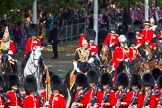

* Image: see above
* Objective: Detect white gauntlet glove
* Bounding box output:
[8,50,13,55]
[73,62,77,70]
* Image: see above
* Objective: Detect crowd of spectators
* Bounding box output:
[0,0,162,52]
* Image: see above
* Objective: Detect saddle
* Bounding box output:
[21,52,31,69]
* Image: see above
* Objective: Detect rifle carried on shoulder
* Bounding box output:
[75,86,89,102]
[90,87,98,106]
[130,88,140,106]
[0,91,9,103]
[118,87,127,102]
[102,87,111,103]
[16,89,24,102]
[142,90,152,107]
[35,92,45,107]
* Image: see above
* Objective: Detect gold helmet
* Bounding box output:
[3,27,10,40]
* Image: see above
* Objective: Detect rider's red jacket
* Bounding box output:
[103,33,119,46]
[24,38,41,56]
[88,43,98,55]
[141,29,153,43]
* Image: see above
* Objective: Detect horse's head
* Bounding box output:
[31,46,43,66]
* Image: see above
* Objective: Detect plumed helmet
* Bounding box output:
[132,20,143,32]
[100,73,112,86]
[158,19,162,31]
[28,23,39,37]
[0,76,4,89]
[24,75,37,94]
[82,39,88,45]
[87,70,99,83]
[142,73,154,88]
[3,27,10,39]
[78,62,90,73]
[50,74,63,91]
[80,33,85,38]
[130,74,142,88]
[157,75,162,88]
[75,73,88,88]
[42,71,55,88]
[115,73,129,88]
[150,17,155,24]
[151,68,161,81]
[118,35,127,43]
[9,74,20,88]
[126,32,136,47]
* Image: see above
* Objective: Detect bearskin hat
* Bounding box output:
[115,73,129,87]
[24,75,37,94]
[151,68,161,81]
[132,20,143,32]
[42,71,55,88]
[100,73,112,86]
[75,73,88,88]
[158,19,162,31]
[9,74,20,88]
[87,70,99,83]
[0,76,4,89]
[28,23,39,37]
[50,74,63,91]
[86,29,96,41]
[142,73,154,88]
[126,32,136,47]
[130,74,142,88]
[78,62,90,73]
[110,25,117,32]
[157,75,162,88]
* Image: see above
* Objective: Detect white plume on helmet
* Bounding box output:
[82,39,88,45]
[118,35,127,43]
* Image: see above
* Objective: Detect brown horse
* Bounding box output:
[101,46,112,66]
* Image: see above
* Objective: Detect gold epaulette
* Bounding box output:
[59,94,64,97]
[75,48,81,53]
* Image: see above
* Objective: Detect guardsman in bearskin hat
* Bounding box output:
[24,23,41,56]
[0,75,9,107]
[86,70,102,108]
[41,71,54,104]
[142,73,157,108]
[23,75,42,108]
[126,32,141,62]
[157,75,162,107]
[112,35,129,69]
[128,74,143,108]
[151,68,161,85]
[103,25,119,52]
[71,73,88,108]
[141,21,154,46]
[100,73,115,108]
[6,74,22,107]
[73,39,90,73]
[115,72,129,108]
[49,74,66,108]
[78,33,86,48]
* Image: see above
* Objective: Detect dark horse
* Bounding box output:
[0,51,18,91]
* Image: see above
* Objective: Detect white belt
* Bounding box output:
[9,106,21,108]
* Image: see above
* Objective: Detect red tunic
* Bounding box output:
[24,38,41,56]
[86,87,103,108]
[156,33,162,39]
[115,91,130,108]
[136,34,145,46]
[78,34,86,48]
[23,95,42,108]
[149,42,157,50]
[103,33,119,46]
[49,94,66,108]
[9,40,16,54]
[128,47,140,62]
[112,47,129,68]
[101,90,116,108]
[0,96,6,107]
[156,92,162,108]
[6,90,22,107]
[141,29,153,43]
[128,91,144,108]
[88,43,98,55]
[40,90,46,102]
[142,91,157,108]
[73,91,88,108]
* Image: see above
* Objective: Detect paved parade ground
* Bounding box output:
[15,41,77,90]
